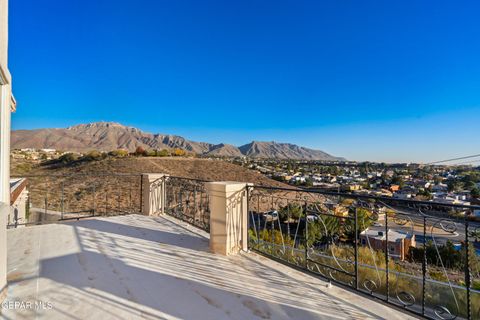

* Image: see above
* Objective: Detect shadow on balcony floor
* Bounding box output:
[2,214,415,320]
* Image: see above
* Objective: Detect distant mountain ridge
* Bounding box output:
[11,122,344,160]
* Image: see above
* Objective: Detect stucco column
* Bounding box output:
[142,173,168,216]
[206,182,248,255]
[0,0,12,302]
[0,85,11,305]
[0,86,11,303]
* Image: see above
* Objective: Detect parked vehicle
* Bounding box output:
[263,210,279,221]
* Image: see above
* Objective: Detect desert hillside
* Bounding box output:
[11,157,290,221]
[12,157,287,187]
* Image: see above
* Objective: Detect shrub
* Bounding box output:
[15,163,32,174]
[83,150,105,161]
[158,149,170,157]
[172,148,186,156]
[108,149,129,157]
[58,153,78,163]
[134,146,147,156]
[146,150,157,157]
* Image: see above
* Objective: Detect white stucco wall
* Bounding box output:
[0,0,11,301]
[0,0,11,84]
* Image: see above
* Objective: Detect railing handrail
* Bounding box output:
[167,175,213,183]
[249,184,480,211]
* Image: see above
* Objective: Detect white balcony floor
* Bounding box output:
[2,214,415,320]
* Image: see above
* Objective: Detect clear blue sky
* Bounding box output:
[8,0,480,163]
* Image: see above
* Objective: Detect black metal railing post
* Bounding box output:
[129,181,132,212]
[422,216,427,316]
[163,176,167,215]
[246,186,252,249]
[105,188,108,214]
[385,210,389,301]
[139,174,143,213]
[180,190,184,221]
[61,181,64,220]
[257,195,261,248]
[287,202,291,241]
[465,220,471,320]
[193,189,198,225]
[117,190,120,213]
[354,207,359,290]
[44,177,48,221]
[93,183,96,216]
[304,201,308,269]
[269,195,274,254]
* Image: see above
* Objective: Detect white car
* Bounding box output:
[263,210,279,221]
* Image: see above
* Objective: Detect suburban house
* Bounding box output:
[389,184,400,192]
[360,228,416,261]
[324,201,350,217]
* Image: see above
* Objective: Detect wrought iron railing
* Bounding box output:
[164,176,210,232]
[247,185,480,320]
[8,174,143,227]
[12,172,480,318]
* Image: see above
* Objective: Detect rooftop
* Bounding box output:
[360,228,412,241]
[3,214,414,319]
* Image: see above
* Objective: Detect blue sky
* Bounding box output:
[8,0,480,163]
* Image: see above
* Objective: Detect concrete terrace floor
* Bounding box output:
[2,214,416,320]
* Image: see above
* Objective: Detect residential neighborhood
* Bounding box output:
[227,157,480,215]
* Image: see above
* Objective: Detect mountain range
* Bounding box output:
[11,122,344,160]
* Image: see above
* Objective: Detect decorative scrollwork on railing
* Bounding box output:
[164,177,210,232]
[439,220,457,234]
[430,219,459,320]
[363,279,378,294]
[246,185,478,320]
[396,290,416,307]
[434,305,457,320]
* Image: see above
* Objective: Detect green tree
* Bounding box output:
[306,216,342,247]
[447,180,463,192]
[465,180,476,190]
[471,187,480,199]
[344,208,374,239]
[278,203,303,222]
[391,175,405,188]
[305,178,313,187]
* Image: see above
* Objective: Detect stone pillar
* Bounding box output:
[142,173,168,216]
[206,182,248,255]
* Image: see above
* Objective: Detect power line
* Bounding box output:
[427,154,480,165]
[453,159,480,166]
